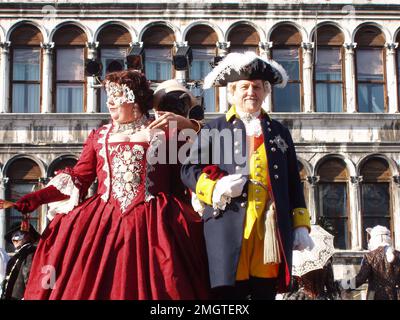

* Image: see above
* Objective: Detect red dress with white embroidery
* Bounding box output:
[23,124,210,300]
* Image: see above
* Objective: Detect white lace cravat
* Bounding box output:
[236,109,262,137]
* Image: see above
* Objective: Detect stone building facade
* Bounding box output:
[1,0,400,296]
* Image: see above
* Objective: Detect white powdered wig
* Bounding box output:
[366,225,394,262]
[385,246,395,263]
[203,51,288,89]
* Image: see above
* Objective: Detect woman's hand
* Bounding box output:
[0,199,15,209]
[148,111,200,132]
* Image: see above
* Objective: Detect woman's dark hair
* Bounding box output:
[104,70,154,114]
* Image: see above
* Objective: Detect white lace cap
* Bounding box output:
[105,81,136,106]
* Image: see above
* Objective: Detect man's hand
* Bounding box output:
[293,227,314,251]
[215,174,247,198]
[212,174,247,210]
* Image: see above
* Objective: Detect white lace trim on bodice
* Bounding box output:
[46,173,81,221]
[98,124,112,202]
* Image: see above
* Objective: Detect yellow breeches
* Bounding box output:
[236,225,279,280]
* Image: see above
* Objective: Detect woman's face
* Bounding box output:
[108,101,142,124]
[105,81,142,123]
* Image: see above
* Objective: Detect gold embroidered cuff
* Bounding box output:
[293,207,311,231]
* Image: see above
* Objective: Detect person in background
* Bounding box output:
[352,225,400,300]
[0,245,10,297]
[1,223,39,300]
[149,79,203,133]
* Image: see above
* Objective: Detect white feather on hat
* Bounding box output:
[203,51,288,89]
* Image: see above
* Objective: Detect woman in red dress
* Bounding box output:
[14,70,210,300]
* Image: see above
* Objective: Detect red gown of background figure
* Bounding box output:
[23,123,210,300]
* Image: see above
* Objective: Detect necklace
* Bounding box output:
[112,115,148,134]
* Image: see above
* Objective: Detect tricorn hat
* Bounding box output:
[203,51,288,89]
[4,222,40,244]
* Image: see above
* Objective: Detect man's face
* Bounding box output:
[232,80,269,113]
[12,239,25,249]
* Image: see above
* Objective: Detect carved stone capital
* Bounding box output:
[0,41,11,54]
[216,41,230,56]
[174,41,187,48]
[343,42,357,52]
[0,177,9,187]
[385,42,398,53]
[301,42,314,52]
[259,41,273,51]
[86,41,99,50]
[216,41,230,50]
[40,42,55,54]
[38,177,49,184]
[306,175,320,186]
[350,175,363,185]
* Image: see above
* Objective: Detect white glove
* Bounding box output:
[212,174,247,210]
[293,227,314,251]
[191,193,206,217]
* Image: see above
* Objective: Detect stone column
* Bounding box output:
[343,43,357,113]
[0,177,9,249]
[259,41,273,59]
[216,41,230,113]
[40,42,55,113]
[301,42,314,113]
[0,41,11,113]
[350,175,363,250]
[174,41,188,84]
[86,41,99,113]
[306,175,319,224]
[393,175,400,249]
[385,42,399,113]
[216,41,230,57]
[259,41,273,113]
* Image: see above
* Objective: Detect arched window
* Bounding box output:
[53,25,87,113]
[360,158,392,249]
[5,158,42,251]
[48,157,77,177]
[142,25,174,83]
[355,26,386,112]
[317,158,349,249]
[313,25,345,112]
[186,25,218,112]
[270,25,302,112]
[10,24,43,113]
[228,24,260,54]
[97,25,131,113]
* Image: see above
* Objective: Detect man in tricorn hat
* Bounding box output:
[181,51,313,299]
[1,223,39,300]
